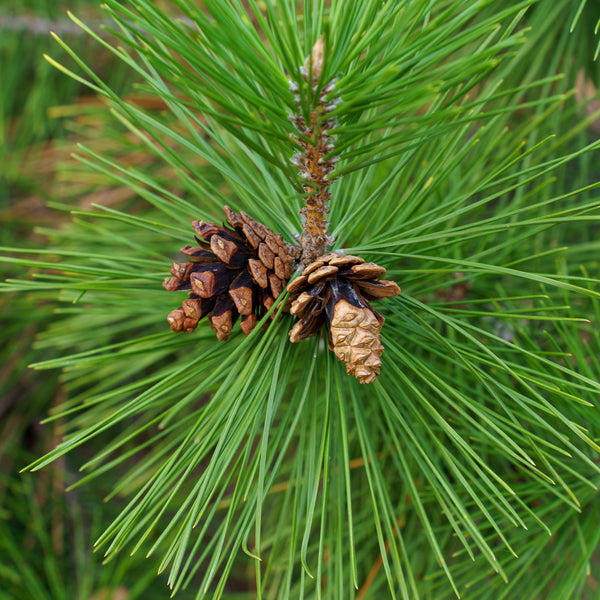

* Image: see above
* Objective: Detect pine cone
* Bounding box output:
[164,206,300,340]
[287,252,400,384]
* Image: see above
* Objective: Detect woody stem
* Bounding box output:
[290,38,339,267]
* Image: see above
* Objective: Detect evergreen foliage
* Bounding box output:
[2,0,600,598]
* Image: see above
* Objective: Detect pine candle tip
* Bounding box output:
[292,37,340,265]
[303,36,325,83]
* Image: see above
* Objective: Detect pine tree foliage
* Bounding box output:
[3,0,600,598]
[1,2,179,596]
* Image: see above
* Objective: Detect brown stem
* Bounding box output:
[291,38,339,267]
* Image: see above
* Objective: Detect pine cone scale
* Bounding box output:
[240,313,257,336]
[258,243,275,269]
[287,275,308,294]
[228,270,254,315]
[167,308,186,331]
[289,291,314,316]
[307,265,338,284]
[355,279,401,298]
[170,262,194,279]
[192,220,221,239]
[341,263,387,279]
[242,224,260,249]
[190,267,235,298]
[264,235,280,255]
[248,258,269,288]
[210,235,244,266]
[210,295,237,341]
[180,245,213,259]
[269,274,283,298]
[223,205,244,228]
[273,257,286,280]
[326,253,364,267]
[163,277,191,292]
[182,296,214,321]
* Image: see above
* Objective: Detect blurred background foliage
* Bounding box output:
[2,0,600,599]
[1,1,175,598]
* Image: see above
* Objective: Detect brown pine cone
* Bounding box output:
[287,251,400,384]
[163,206,300,340]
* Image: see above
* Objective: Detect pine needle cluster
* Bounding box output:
[3,0,600,598]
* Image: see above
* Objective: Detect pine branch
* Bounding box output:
[289,38,338,265]
[4,1,600,598]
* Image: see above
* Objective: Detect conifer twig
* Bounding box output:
[289,38,340,267]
